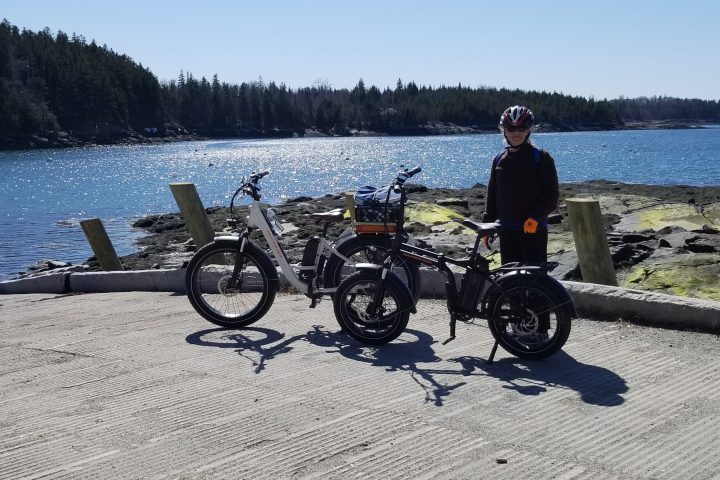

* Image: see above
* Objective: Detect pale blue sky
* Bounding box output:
[3,0,719,100]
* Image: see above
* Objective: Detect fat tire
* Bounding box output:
[324,234,422,300]
[185,239,278,328]
[487,275,571,360]
[333,270,413,345]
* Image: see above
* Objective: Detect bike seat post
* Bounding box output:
[321,221,330,237]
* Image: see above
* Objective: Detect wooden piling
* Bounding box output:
[345,192,356,221]
[566,198,618,286]
[80,218,124,271]
[169,183,215,249]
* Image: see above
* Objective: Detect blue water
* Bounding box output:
[1,128,720,280]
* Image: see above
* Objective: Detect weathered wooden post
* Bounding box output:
[566,197,618,286]
[169,183,215,249]
[344,192,356,221]
[80,218,124,271]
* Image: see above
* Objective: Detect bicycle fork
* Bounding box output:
[228,234,249,290]
[366,263,391,317]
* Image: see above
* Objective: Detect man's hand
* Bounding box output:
[482,235,491,250]
[523,218,539,234]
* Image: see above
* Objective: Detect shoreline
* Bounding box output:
[16,179,720,302]
[1,120,715,151]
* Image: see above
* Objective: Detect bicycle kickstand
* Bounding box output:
[442,315,457,345]
[487,340,500,365]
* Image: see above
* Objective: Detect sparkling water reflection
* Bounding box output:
[1,128,719,279]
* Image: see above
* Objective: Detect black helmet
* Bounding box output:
[499,105,534,128]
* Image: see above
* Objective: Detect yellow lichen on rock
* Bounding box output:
[622,254,720,301]
[612,201,720,232]
[405,202,465,225]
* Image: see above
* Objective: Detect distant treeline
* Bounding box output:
[2,20,720,148]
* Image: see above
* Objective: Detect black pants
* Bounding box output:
[498,229,548,265]
[499,229,550,333]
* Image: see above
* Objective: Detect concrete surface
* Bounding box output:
[1,291,720,479]
[3,268,720,333]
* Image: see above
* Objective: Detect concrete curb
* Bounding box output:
[563,280,720,331]
[2,268,719,332]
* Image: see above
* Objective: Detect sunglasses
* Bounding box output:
[505,126,530,133]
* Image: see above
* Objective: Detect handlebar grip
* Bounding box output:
[251,170,270,180]
[406,166,422,177]
[395,165,422,184]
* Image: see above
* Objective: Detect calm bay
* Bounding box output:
[1,127,720,280]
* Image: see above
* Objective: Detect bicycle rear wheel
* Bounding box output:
[185,239,278,328]
[325,234,422,300]
[487,276,571,359]
[333,270,413,345]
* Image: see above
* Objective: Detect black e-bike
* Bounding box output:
[333,166,576,362]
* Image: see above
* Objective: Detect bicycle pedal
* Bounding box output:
[309,298,322,308]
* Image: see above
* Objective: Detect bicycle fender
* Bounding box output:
[214,235,241,242]
[208,237,279,285]
[543,275,578,319]
[353,262,382,271]
[487,271,577,319]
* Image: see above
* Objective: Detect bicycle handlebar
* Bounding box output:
[395,166,422,184]
[250,170,270,181]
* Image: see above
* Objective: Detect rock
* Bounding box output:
[549,250,580,280]
[548,213,563,225]
[612,244,636,262]
[436,198,469,209]
[658,232,697,249]
[686,235,720,253]
[636,240,658,251]
[134,217,156,228]
[47,260,71,269]
[406,184,428,193]
[692,225,720,234]
[656,226,687,235]
[287,196,313,203]
[295,202,318,213]
[622,233,654,243]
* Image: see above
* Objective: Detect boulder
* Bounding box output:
[436,198,469,209]
[622,233,654,243]
[686,234,720,254]
[658,232,698,249]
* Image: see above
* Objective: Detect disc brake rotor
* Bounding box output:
[218,275,241,296]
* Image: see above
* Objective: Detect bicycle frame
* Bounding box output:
[237,197,355,296]
[368,175,571,353]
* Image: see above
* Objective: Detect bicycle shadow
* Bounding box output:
[186,326,627,407]
[185,327,307,374]
[450,350,628,407]
[305,326,467,406]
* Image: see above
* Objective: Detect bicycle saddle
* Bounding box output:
[461,219,500,235]
[310,208,346,223]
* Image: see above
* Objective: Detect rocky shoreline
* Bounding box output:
[2,120,712,151]
[21,179,720,301]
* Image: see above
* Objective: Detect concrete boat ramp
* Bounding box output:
[1,292,719,479]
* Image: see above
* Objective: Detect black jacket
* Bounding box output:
[482,144,559,229]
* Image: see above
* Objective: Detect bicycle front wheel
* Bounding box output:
[185,239,278,328]
[333,270,413,345]
[487,276,571,360]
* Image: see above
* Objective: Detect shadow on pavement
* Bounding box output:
[186,325,627,407]
[451,350,628,406]
[186,326,307,374]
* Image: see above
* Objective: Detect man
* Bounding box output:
[482,105,559,266]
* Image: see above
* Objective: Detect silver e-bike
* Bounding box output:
[185,170,421,328]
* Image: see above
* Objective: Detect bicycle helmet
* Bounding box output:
[499,105,534,128]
